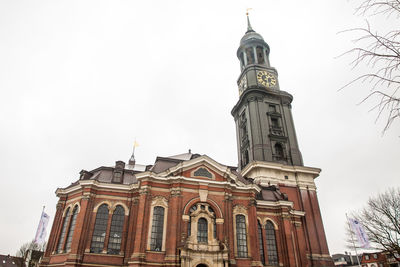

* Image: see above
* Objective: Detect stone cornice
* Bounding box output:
[138,175,260,193]
[241,161,321,178]
[256,200,294,208]
[56,180,139,196]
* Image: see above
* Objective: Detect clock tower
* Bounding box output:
[232,15,303,170]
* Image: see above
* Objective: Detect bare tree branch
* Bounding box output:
[341,0,400,133]
[350,188,400,262]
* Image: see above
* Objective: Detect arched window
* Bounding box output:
[266,221,278,265]
[197,218,208,243]
[246,47,255,64]
[274,143,284,160]
[150,206,164,251]
[90,204,109,253]
[236,214,248,257]
[256,46,265,64]
[57,208,71,253]
[240,52,245,69]
[65,206,78,251]
[107,205,125,254]
[258,221,265,264]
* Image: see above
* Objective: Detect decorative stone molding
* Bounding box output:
[151,195,168,206]
[216,218,224,224]
[170,187,181,197]
[293,221,302,228]
[93,201,114,213]
[112,202,129,215]
[224,192,233,201]
[233,204,248,215]
[62,202,80,216]
[261,218,278,230]
[199,189,208,202]
[139,187,149,195]
[132,196,139,205]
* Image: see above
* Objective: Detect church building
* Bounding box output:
[40,17,334,267]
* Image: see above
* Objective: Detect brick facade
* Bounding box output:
[40,17,334,267]
[40,155,333,267]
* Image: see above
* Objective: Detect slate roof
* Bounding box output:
[256,185,288,201]
[69,151,254,188]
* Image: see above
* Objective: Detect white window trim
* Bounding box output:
[146,196,168,252]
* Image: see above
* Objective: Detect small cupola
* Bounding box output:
[237,14,271,70]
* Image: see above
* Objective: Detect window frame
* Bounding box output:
[64,205,79,252]
[56,207,71,253]
[197,217,208,243]
[107,205,125,255]
[265,220,279,266]
[235,214,248,258]
[90,204,110,253]
[147,196,168,252]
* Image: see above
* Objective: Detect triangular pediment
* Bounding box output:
[158,155,241,184]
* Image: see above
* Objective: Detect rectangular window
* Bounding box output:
[271,117,279,128]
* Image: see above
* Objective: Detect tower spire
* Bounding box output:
[129,140,139,165]
[246,8,254,33]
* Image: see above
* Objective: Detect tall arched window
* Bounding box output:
[266,221,279,265]
[236,214,248,258]
[57,208,71,253]
[90,204,109,253]
[258,221,265,264]
[107,205,125,254]
[197,218,208,243]
[150,206,164,251]
[65,206,78,251]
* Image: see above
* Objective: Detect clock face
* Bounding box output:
[238,76,247,95]
[257,71,277,87]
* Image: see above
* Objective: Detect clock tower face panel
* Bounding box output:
[257,71,277,88]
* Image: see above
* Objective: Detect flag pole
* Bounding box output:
[346,213,361,266]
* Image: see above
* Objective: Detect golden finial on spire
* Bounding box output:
[246,8,254,32]
[246,8,252,16]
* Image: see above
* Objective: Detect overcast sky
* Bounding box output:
[0,0,399,256]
